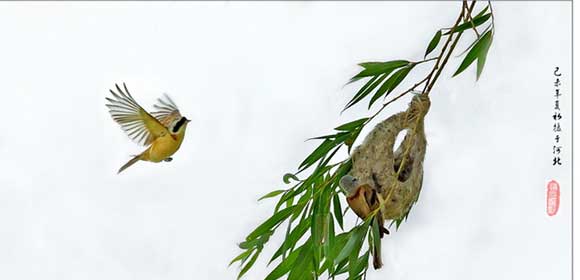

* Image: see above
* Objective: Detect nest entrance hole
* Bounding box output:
[393,129,414,183]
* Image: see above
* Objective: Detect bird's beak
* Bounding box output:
[186,118,191,123]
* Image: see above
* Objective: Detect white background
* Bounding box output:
[0,2,572,280]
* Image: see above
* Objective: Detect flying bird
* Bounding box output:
[106,83,190,173]
[340,175,389,269]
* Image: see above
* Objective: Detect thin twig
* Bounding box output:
[488,0,495,30]
[465,2,481,37]
[421,2,468,94]
[425,0,476,95]
[367,0,477,222]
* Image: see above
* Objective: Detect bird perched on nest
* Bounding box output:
[106,83,190,173]
[349,93,430,220]
[340,175,390,269]
[340,93,431,269]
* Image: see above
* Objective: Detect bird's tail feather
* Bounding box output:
[373,216,385,269]
[373,250,383,269]
[373,243,383,269]
[118,154,142,174]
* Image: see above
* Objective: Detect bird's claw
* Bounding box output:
[164,157,173,162]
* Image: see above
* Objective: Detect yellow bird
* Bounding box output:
[106,83,190,173]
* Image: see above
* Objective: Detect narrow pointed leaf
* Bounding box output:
[368,65,414,108]
[229,249,252,267]
[265,244,304,280]
[259,190,286,201]
[239,233,270,249]
[444,13,491,35]
[269,218,311,263]
[324,214,336,274]
[476,31,493,79]
[350,60,409,80]
[453,30,492,77]
[344,73,388,111]
[332,194,344,230]
[237,249,261,279]
[345,128,361,153]
[283,173,299,184]
[425,30,442,58]
[386,65,414,95]
[335,118,368,132]
[246,206,297,240]
[350,250,370,278]
[474,6,490,19]
[298,139,336,171]
[287,240,315,280]
[335,224,368,265]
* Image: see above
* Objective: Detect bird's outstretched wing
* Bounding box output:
[151,94,182,128]
[106,83,169,146]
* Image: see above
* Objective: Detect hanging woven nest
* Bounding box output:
[349,93,430,221]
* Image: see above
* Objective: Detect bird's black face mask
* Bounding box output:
[172,117,188,133]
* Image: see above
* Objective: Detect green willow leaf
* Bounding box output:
[475,6,489,18]
[312,185,332,248]
[301,134,349,172]
[237,248,261,280]
[239,230,272,250]
[306,133,338,141]
[229,249,253,266]
[287,240,315,280]
[344,128,361,153]
[275,188,298,212]
[367,78,392,109]
[335,224,369,265]
[333,259,349,277]
[348,226,367,278]
[386,65,414,95]
[334,249,369,277]
[317,146,342,171]
[264,245,303,280]
[270,218,311,263]
[350,250,370,278]
[258,190,285,201]
[476,31,493,80]
[344,73,387,111]
[298,139,335,171]
[347,74,378,98]
[332,194,344,230]
[290,193,311,221]
[283,173,300,184]
[246,206,297,241]
[455,24,491,57]
[425,30,442,58]
[335,118,368,131]
[311,197,323,246]
[453,30,492,77]
[324,214,336,274]
[351,60,409,80]
[328,233,351,277]
[346,75,378,103]
[445,13,491,35]
[368,65,414,108]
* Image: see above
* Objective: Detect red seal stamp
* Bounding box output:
[546,180,560,216]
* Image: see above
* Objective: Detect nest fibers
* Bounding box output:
[350,93,430,220]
